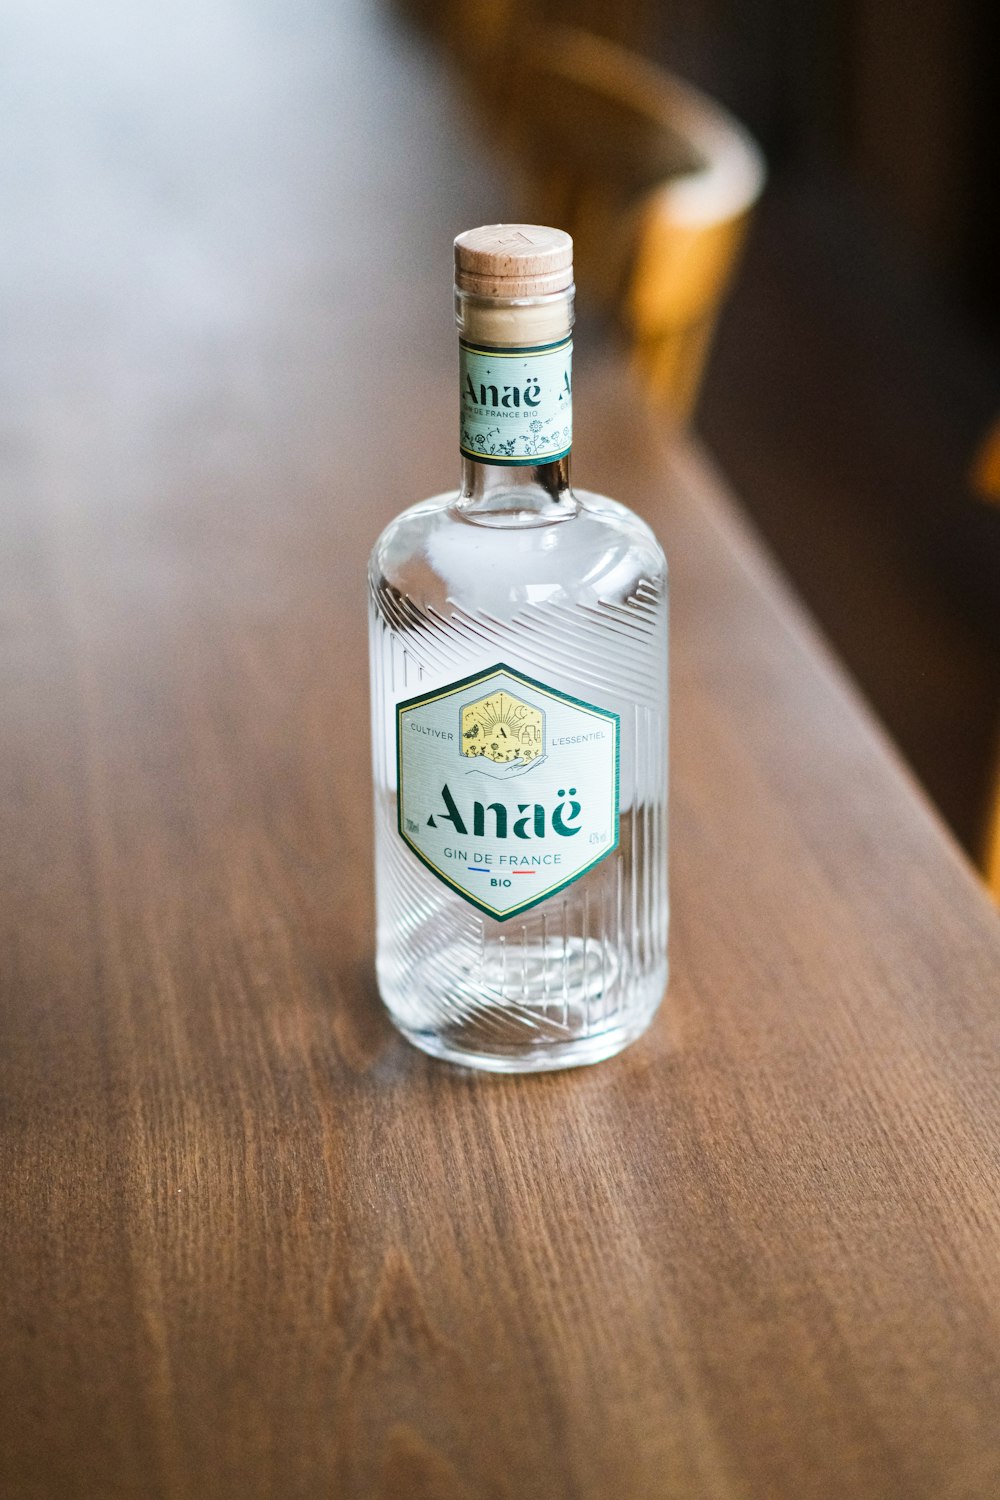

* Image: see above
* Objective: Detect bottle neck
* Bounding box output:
[454,285,575,528]
[458,452,574,527]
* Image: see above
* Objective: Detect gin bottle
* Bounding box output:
[368,225,668,1071]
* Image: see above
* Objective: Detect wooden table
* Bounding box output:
[3,4,999,1497]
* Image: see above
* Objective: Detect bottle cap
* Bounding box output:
[454,224,574,297]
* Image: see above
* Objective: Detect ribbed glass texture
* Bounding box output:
[369,487,668,1071]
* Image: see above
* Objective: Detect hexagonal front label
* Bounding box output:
[396,664,619,921]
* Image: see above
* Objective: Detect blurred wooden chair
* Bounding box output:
[449,11,766,423]
[985,759,1000,901]
[970,422,1000,899]
[399,0,652,53]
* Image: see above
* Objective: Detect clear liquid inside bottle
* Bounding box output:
[369,477,668,1071]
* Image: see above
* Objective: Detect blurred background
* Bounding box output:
[401,0,1000,885]
[4,0,997,889]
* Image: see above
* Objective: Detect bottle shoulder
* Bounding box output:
[370,488,667,616]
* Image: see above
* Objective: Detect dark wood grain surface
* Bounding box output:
[2,4,999,1498]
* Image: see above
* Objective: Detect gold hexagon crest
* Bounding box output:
[461,690,543,769]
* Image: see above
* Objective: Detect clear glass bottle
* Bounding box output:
[368,225,668,1071]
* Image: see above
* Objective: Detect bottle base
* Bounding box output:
[388,977,666,1073]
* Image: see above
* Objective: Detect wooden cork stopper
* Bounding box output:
[454,224,574,297]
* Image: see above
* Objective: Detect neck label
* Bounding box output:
[459,336,572,467]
